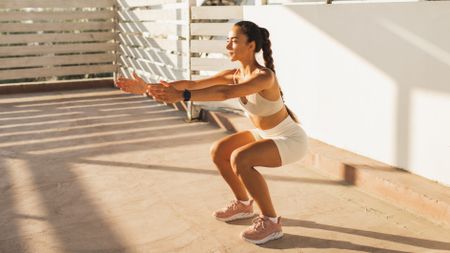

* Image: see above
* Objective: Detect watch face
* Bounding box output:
[183,89,191,101]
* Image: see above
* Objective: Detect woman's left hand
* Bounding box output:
[147,80,182,104]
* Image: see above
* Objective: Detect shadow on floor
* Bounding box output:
[229,217,450,251]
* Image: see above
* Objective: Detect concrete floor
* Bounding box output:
[1,88,449,253]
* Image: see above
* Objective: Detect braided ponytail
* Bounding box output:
[259,27,300,124]
[259,27,275,73]
[235,21,300,124]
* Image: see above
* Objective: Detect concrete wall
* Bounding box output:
[244,2,450,186]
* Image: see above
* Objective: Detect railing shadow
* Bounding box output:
[0,159,27,252]
[0,89,224,252]
[74,159,345,186]
[116,0,189,83]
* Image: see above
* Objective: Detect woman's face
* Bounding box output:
[226,26,254,62]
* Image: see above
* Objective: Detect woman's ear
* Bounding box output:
[248,40,256,52]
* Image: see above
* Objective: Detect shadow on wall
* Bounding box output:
[255,2,450,183]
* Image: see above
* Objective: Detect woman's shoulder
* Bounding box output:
[257,66,274,74]
[227,68,240,74]
[222,68,240,78]
[211,68,240,81]
[255,67,276,83]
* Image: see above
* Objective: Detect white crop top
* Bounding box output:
[232,68,284,117]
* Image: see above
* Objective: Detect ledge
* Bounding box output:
[0,78,114,94]
[171,102,450,227]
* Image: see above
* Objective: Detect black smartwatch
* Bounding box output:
[182,89,191,101]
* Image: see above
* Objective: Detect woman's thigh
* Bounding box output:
[210,130,257,161]
[231,139,282,169]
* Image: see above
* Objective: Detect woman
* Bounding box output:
[116,21,308,245]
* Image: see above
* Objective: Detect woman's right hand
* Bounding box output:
[116,71,148,95]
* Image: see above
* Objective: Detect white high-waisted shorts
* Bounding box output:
[248,116,308,166]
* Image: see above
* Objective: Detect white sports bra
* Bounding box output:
[232,68,284,117]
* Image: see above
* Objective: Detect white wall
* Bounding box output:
[244,2,450,186]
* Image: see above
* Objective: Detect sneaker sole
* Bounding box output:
[241,231,284,245]
[214,212,256,222]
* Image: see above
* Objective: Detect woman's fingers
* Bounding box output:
[160,80,170,87]
[116,82,125,89]
[133,71,147,86]
[117,79,136,87]
[116,75,147,95]
[152,94,162,101]
[117,82,146,94]
[150,90,165,96]
[146,84,173,102]
[150,90,164,95]
[117,82,128,89]
[149,88,163,98]
[148,84,161,92]
[132,71,140,80]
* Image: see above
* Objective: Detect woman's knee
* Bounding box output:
[210,140,227,165]
[230,149,252,175]
[210,131,255,166]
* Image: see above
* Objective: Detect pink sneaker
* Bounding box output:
[240,215,283,244]
[212,200,256,222]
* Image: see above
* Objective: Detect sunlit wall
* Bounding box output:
[245,2,450,185]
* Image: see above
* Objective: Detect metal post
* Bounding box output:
[255,0,268,5]
[112,0,119,85]
[186,0,202,122]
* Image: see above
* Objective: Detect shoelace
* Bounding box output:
[223,200,240,211]
[251,216,267,232]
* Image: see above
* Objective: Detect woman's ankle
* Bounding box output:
[238,199,251,205]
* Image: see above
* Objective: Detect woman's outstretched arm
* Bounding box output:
[188,69,237,90]
[151,68,237,91]
[149,69,274,103]
[115,69,236,95]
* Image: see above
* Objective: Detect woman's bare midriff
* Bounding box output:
[248,106,290,130]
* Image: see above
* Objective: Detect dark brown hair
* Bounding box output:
[234,21,300,124]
